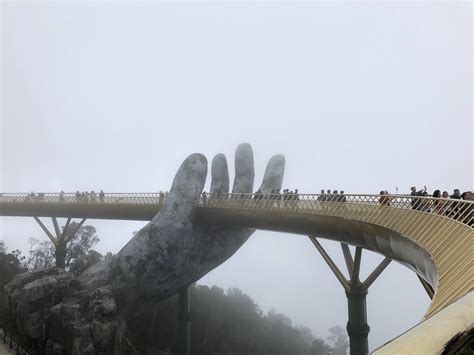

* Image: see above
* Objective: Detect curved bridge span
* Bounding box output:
[1,192,473,353]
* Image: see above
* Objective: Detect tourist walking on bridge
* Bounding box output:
[338,191,346,203]
[317,190,326,210]
[461,191,473,226]
[317,190,325,201]
[419,191,431,212]
[447,189,462,219]
[379,191,390,206]
[451,189,462,199]
[410,186,426,210]
[432,190,443,214]
[434,191,450,215]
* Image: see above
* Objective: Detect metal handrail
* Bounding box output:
[2,329,37,355]
[0,192,472,227]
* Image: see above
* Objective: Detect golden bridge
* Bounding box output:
[1,192,473,354]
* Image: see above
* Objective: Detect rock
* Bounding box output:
[4,267,75,339]
[5,269,132,354]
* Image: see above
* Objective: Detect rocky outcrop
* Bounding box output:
[5,268,137,354]
[5,268,75,340]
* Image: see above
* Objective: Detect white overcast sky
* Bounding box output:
[0,1,472,350]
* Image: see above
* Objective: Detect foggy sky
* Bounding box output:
[1,1,472,350]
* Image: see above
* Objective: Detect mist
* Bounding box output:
[1,1,471,351]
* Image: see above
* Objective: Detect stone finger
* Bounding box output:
[232,143,255,193]
[156,153,207,223]
[210,154,229,194]
[258,154,285,193]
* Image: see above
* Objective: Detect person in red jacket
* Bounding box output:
[379,190,390,206]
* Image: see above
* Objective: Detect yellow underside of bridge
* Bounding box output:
[322,204,473,319]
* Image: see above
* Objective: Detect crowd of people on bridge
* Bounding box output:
[24,192,46,201]
[199,186,472,226]
[252,189,301,202]
[407,187,472,222]
[317,190,347,203]
[21,190,107,203]
[74,190,106,203]
[12,185,473,226]
[375,187,472,225]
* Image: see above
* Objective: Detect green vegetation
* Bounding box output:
[23,222,108,276]
[127,285,348,355]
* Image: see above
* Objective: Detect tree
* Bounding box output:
[63,223,102,276]
[68,249,103,277]
[328,325,349,355]
[126,285,341,355]
[25,237,55,270]
[26,223,106,276]
[0,241,26,286]
[310,338,333,355]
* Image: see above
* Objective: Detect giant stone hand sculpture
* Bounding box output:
[5,143,285,354]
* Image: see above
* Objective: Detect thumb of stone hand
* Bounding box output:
[150,153,208,230]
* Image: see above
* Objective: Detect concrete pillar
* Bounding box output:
[178,286,191,355]
[346,289,370,355]
[55,240,67,268]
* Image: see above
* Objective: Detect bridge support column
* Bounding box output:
[309,236,391,355]
[55,239,67,269]
[346,288,369,355]
[178,286,191,355]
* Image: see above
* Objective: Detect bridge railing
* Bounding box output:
[202,193,473,227]
[0,192,165,205]
[0,192,472,227]
[2,328,37,355]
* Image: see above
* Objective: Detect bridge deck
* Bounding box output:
[1,192,473,353]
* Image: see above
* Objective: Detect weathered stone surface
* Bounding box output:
[4,267,75,340]
[259,154,285,193]
[23,276,58,302]
[5,143,285,354]
[210,153,229,194]
[232,143,255,193]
